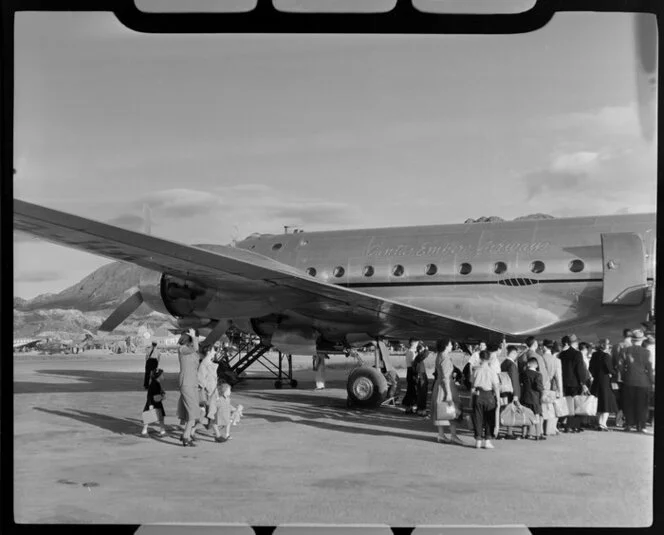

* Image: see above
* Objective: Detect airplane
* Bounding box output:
[12,12,657,407]
[13,199,656,406]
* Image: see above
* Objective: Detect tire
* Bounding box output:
[346,367,388,408]
[290,380,298,388]
[275,381,283,389]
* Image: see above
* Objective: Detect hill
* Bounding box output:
[14,262,170,338]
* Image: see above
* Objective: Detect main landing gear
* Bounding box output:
[346,340,400,409]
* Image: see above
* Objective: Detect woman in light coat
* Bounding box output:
[431,337,464,445]
[540,340,562,436]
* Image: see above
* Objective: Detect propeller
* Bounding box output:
[98,291,144,332]
[634,13,658,142]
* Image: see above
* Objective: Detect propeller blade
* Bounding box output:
[635,13,658,142]
[200,321,230,349]
[99,291,144,332]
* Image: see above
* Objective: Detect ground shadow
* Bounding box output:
[246,390,477,441]
[34,407,142,435]
[15,368,327,394]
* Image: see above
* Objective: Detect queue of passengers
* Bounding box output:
[402,328,655,449]
[140,329,243,446]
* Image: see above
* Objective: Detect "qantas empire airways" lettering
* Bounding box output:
[366,241,552,258]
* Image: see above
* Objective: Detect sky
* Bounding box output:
[13,6,658,299]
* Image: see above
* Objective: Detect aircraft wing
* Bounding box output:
[14,200,503,341]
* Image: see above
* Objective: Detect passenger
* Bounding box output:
[542,339,563,436]
[519,337,550,392]
[558,334,590,433]
[471,350,501,449]
[589,338,618,431]
[144,341,160,390]
[520,357,545,440]
[197,345,219,426]
[313,352,328,390]
[141,368,167,437]
[578,342,595,429]
[413,342,431,416]
[467,342,487,370]
[402,338,419,414]
[612,328,633,427]
[177,328,200,447]
[431,338,464,445]
[498,344,522,439]
[643,336,656,426]
[213,382,239,442]
[621,329,654,433]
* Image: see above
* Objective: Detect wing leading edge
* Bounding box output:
[14,199,505,341]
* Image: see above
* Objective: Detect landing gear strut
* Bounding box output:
[346,340,400,408]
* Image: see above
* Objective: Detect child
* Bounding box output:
[520,357,545,440]
[141,368,167,437]
[471,350,501,449]
[212,382,240,443]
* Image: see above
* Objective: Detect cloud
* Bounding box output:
[14,270,65,283]
[523,150,606,200]
[548,104,640,137]
[520,145,656,217]
[266,200,361,226]
[138,189,223,218]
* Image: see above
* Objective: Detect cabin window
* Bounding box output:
[392,264,405,277]
[271,243,283,251]
[425,264,438,276]
[569,259,585,273]
[363,266,375,277]
[306,267,317,277]
[333,266,345,278]
[459,263,472,275]
[493,262,507,275]
[530,260,545,274]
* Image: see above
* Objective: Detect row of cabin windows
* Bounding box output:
[305,259,586,278]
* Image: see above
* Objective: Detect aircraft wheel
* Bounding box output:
[346,367,388,408]
[275,381,283,389]
[290,380,298,388]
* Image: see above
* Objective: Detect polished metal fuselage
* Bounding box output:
[234,213,656,342]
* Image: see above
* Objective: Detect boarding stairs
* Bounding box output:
[219,339,297,389]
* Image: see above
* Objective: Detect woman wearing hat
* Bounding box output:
[177,328,200,446]
[589,339,618,431]
[620,329,654,433]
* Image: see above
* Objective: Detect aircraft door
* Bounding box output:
[601,232,647,305]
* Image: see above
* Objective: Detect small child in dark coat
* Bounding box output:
[520,357,545,441]
[141,368,167,437]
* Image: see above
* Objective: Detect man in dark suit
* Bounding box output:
[558,334,589,432]
[621,329,654,433]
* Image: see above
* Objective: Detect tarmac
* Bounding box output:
[12,350,654,526]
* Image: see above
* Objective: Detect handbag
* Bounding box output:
[574,395,598,416]
[553,397,569,417]
[436,400,459,420]
[498,371,513,394]
[142,406,160,424]
[500,402,535,427]
[541,389,557,404]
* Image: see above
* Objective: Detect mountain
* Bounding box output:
[14,262,171,338]
[16,262,147,312]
